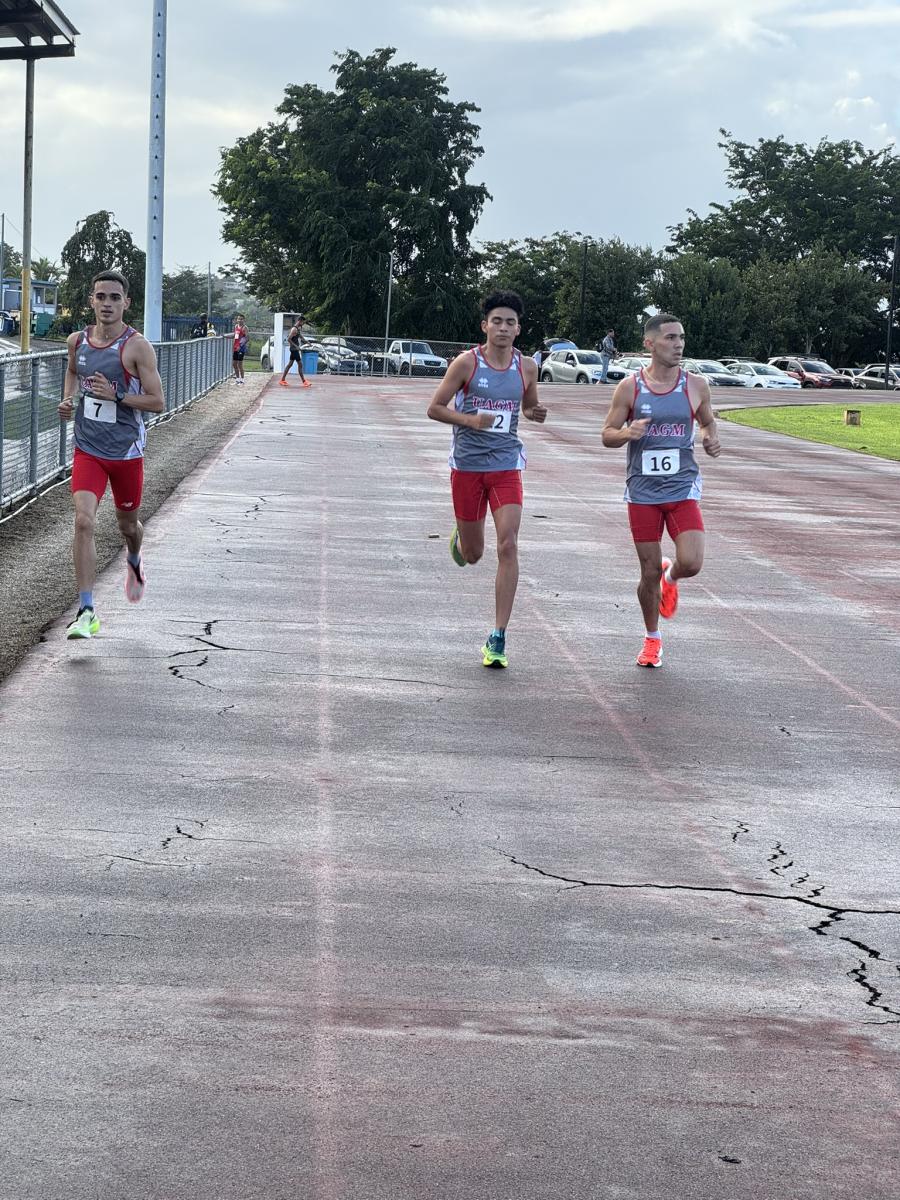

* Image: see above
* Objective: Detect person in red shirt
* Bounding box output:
[232,314,249,383]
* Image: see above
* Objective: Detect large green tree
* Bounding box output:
[669,131,900,275]
[59,211,146,325]
[650,253,746,358]
[554,237,657,351]
[479,234,570,347]
[163,265,215,316]
[214,47,490,338]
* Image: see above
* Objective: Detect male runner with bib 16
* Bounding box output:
[602,313,721,669]
[57,269,165,640]
[427,290,547,669]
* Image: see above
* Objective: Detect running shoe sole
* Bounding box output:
[125,559,146,603]
[482,644,508,668]
[450,526,467,567]
[659,556,678,619]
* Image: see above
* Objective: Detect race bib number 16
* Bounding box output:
[478,409,511,433]
[641,449,680,476]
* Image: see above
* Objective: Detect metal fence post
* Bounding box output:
[58,353,67,469]
[0,362,5,503]
[29,357,40,487]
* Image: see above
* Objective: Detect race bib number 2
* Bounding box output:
[642,449,680,476]
[83,394,117,424]
[478,409,511,433]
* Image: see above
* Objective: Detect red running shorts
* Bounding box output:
[627,498,704,543]
[72,448,144,511]
[450,469,523,523]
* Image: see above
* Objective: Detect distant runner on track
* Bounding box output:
[57,270,165,640]
[601,313,721,668]
[427,290,547,669]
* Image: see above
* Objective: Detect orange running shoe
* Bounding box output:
[636,636,663,668]
[302,380,312,388]
[659,557,679,619]
[278,380,288,387]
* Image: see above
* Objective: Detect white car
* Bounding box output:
[724,361,802,390]
[386,339,448,376]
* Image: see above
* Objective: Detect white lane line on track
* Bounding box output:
[698,584,900,733]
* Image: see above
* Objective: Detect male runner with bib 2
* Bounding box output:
[602,313,721,668]
[427,290,547,668]
[58,270,165,640]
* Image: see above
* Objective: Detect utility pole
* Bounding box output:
[0,212,5,313]
[21,56,34,352]
[578,238,589,347]
[383,250,394,377]
[143,0,167,341]
[885,232,899,389]
[207,261,212,323]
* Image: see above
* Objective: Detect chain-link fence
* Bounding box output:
[259,332,479,379]
[0,335,232,513]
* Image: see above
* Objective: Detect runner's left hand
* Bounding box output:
[525,404,548,423]
[703,434,721,457]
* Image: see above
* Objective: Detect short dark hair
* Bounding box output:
[644,313,681,335]
[91,269,130,295]
[482,290,524,319]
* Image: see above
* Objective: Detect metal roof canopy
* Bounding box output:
[0,0,77,60]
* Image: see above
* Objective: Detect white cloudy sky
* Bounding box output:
[0,0,897,274]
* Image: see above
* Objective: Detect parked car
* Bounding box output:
[386,339,448,376]
[722,360,802,390]
[853,363,900,391]
[767,356,842,388]
[539,348,611,384]
[307,341,370,375]
[683,359,750,387]
[835,367,864,388]
[613,355,651,376]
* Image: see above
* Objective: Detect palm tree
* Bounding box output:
[31,255,61,282]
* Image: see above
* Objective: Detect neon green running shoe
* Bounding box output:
[66,607,100,640]
[450,525,467,567]
[481,631,508,669]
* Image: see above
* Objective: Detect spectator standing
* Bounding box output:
[599,329,617,383]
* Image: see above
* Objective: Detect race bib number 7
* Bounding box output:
[83,394,117,424]
[642,449,680,476]
[478,409,511,433]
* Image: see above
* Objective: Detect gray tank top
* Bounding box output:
[449,346,527,472]
[624,369,701,504]
[73,326,146,460]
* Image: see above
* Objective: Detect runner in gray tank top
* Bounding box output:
[602,313,721,669]
[58,270,165,640]
[427,291,547,668]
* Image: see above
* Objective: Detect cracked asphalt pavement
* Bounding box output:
[1,375,898,1199]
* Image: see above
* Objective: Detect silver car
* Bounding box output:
[540,348,609,384]
[853,364,900,391]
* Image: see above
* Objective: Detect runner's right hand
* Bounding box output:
[473,411,498,430]
[628,418,650,439]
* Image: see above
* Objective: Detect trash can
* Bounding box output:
[301,349,318,376]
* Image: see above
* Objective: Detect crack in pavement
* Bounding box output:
[496,848,900,1024]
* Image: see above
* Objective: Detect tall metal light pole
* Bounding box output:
[383,250,394,377]
[578,238,589,347]
[144,1,167,341]
[885,233,899,389]
[20,57,34,351]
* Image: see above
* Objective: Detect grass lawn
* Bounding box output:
[719,403,900,462]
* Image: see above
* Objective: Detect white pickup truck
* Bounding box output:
[386,339,448,376]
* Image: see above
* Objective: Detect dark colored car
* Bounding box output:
[683,359,749,388]
[768,356,842,388]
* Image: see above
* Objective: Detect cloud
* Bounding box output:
[791,5,900,29]
[427,0,792,42]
